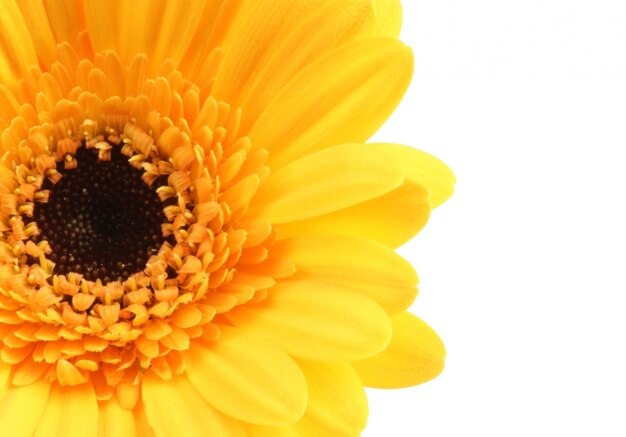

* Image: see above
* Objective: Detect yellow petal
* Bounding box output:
[179,0,238,78]
[276,179,431,248]
[34,383,98,437]
[294,360,368,436]
[248,38,413,168]
[43,0,87,50]
[184,324,308,426]
[142,372,245,437]
[82,0,119,61]
[372,143,456,208]
[229,279,392,361]
[213,0,336,105]
[134,401,157,437]
[17,0,58,67]
[372,0,403,37]
[0,364,10,398]
[0,0,39,90]
[352,311,446,388]
[144,0,207,73]
[57,358,89,385]
[247,143,404,224]
[12,359,50,386]
[274,234,418,314]
[246,361,368,437]
[0,85,20,125]
[238,0,376,129]
[98,397,137,437]
[0,378,50,436]
[246,425,294,437]
[84,0,207,71]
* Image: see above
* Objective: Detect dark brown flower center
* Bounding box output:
[33,146,166,282]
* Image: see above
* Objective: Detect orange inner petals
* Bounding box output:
[0,45,276,406]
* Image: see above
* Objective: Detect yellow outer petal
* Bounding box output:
[213,0,333,105]
[246,425,294,437]
[133,401,157,437]
[179,0,241,78]
[273,234,419,314]
[184,325,308,426]
[372,0,403,37]
[98,397,137,437]
[294,360,368,437]
[247,361,368,437]
[17,0,58,67]
[0,377,50,436]
[371,143,456,208]
[144,0,207,73]
[82,0,119,56]
[228,279,392,362]
[276,178,431,248]
[247,143,404,224]
[238,0,376,129]
[34,383,98,437]
[141,372,245,437]
[84,0,207,71]
[43,0,87,49]
[249,38,413,168]
[0,364,10,398]
[0,0,39,90]
[352,311,446,388]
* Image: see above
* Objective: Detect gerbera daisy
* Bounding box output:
[0,0,454,435]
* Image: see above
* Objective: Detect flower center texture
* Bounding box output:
[0,46,280,401]
[33,144,168,282]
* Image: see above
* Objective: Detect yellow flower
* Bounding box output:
[0,0,454,436]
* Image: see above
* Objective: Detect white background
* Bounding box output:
[366,1,626,436]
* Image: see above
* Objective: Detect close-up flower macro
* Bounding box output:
[0,0,454,435]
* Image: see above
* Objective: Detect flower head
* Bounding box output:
[0,1,454,435]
